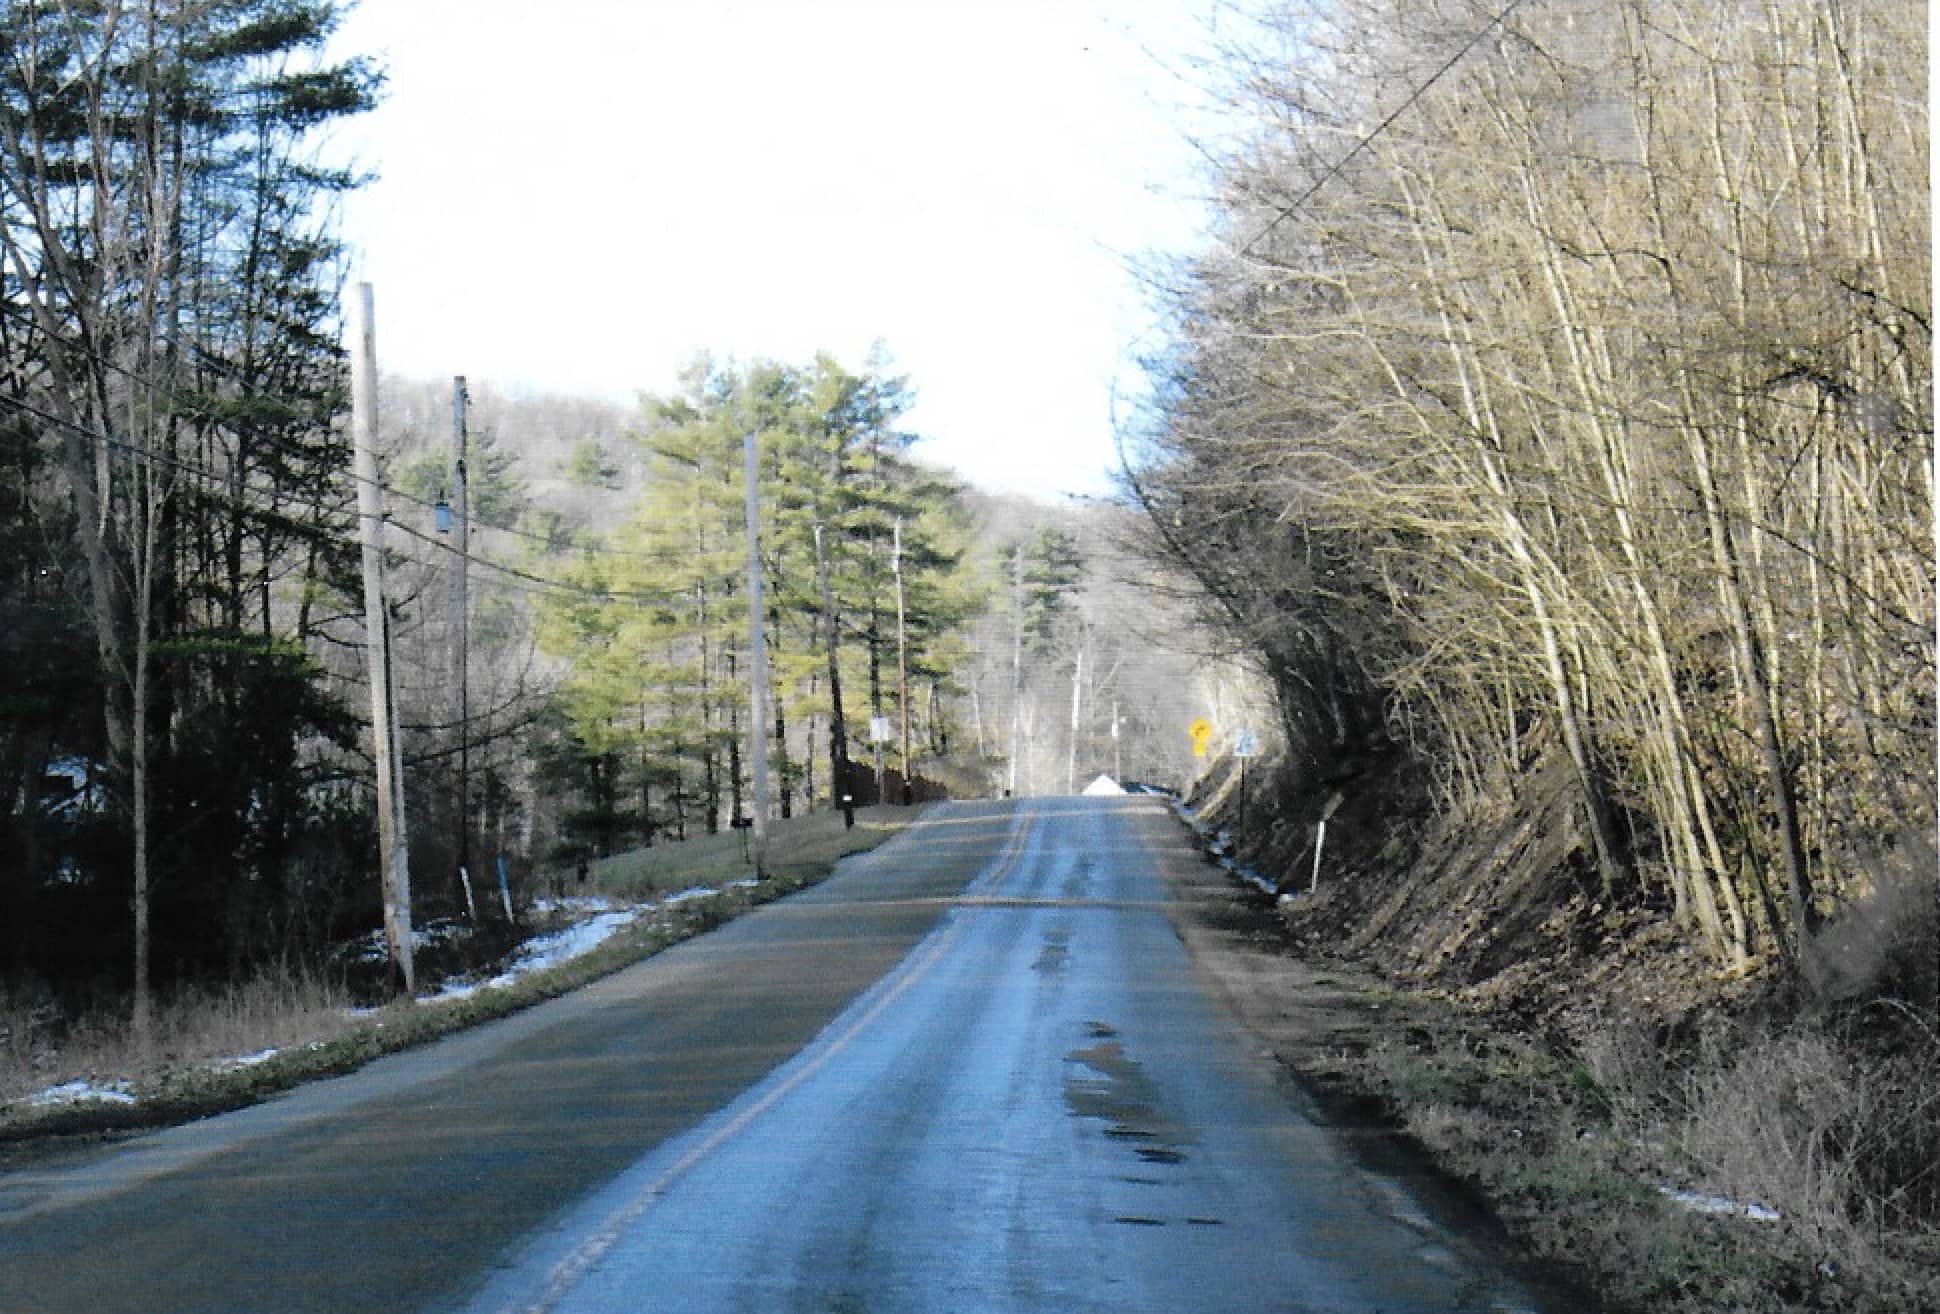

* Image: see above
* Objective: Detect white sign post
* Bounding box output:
[1233,728,1260,834]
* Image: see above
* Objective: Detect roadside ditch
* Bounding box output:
[1156,799,1939,1314]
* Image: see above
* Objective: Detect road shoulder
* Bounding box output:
[1145,804,1592,1311]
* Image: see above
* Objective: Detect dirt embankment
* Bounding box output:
[1158,774,1940,1314]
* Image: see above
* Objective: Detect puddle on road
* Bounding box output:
[1032,928,1072,974]
[1063,1022,1193,1169]
[1063,1023,1236,1233]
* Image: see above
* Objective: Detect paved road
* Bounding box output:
[0,798,1542,1313]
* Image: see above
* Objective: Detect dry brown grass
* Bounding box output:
[2,805,923,1128]
[0,969,353,1106]
[1362,1001,1940,1313]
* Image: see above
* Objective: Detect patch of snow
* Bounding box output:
[414,919,472,948]
[1081,774,1126,796]
[1660,1187,1782,1222]
[510,909,644,974]
[218,1048,280,1070]
[660,885,717,907]
[428,906,651,1002]
[660,878,757,908]
[393,880,762,1005]
[27,1079,137,1108]
[40,756,108,816]
[1234,865,1277,896]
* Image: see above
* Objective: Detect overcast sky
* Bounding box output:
[326,1,1220,500]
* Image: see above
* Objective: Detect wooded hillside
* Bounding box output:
[1128,8,1934,1301]
[0,4,1227,1038]
[1131,0,1932,988]
[0,1,380,1043]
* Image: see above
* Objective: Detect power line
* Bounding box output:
[8,298,918,596]
[1239,0,1533,256]
[0,389,698,607]
[0,390,323,504]
[0,298,691,565]
[384,516,696,606]
[2,307,915,599]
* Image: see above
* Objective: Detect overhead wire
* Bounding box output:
[2,296,944,611]
[4,299,944,613]
[0,386,697,607]
[0,297,694,565]
[1238,0,1533,256]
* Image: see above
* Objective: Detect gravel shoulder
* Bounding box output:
[1147,806,1594,1311]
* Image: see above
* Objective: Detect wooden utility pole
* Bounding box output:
[741,432,771,875]
[449,377,472,915]
[349,283,414,994]
[892,517,912,804]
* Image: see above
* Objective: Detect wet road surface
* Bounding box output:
[0,802,1013,1312]
[0,798,1542,1313]
[461,798,1539,1314]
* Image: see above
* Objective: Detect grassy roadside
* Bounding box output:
[579,803,915,901]
[1161,810,1940,1314]
[1359,995,1940,1314]
[0,805,923,1162]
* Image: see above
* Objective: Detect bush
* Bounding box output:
[1574,1004,1940,1310]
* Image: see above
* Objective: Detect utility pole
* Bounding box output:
[348,283,413,994]
[449,376,471,915]
[892,517,912,804]
[741,432,771,875]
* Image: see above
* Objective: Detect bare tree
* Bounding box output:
[1130,0,1930,972]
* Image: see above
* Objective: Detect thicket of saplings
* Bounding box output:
[1134,1,1935,1308]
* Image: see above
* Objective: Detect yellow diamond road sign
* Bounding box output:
[1188,718,1213,757]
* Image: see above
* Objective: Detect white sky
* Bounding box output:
[326,1,1219,500]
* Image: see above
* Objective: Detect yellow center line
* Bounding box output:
[507,804,1040,1314]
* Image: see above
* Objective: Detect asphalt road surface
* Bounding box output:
[0,798,1543,1313]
